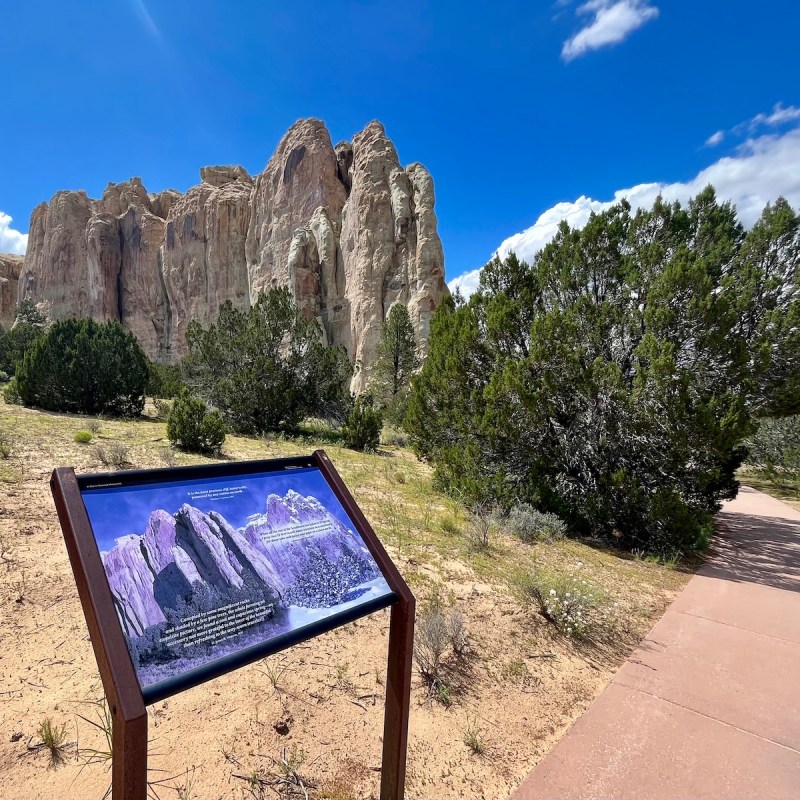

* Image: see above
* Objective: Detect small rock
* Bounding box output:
[10,732,22,742]
[273,719,290,736]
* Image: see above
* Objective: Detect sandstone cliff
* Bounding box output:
[0,253,23,329]
[16,119,447,387]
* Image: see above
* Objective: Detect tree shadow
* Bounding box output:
[701,504,800,594]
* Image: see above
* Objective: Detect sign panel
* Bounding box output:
[77,458,395,702]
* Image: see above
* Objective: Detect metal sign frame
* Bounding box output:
[50,449,414,800]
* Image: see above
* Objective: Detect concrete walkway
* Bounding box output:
[510,487,800,800]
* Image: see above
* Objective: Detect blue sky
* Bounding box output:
[1,1,799,291]
[82,467,355,552]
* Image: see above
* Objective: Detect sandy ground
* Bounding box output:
[0,403,690,800]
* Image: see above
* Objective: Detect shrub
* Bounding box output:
[414,599,449,688]
[413,588,467,698]
[3,378,21,405]
[147,362,185,399]
[343,395,382,452]
[153,398,173,420]
[0,317,45,376]
[167,391,226,455]
[516,566,610,639]
[504,504,567,543]
[96,442,132,469]
[371,304,419,426]
[380,427,408,448]
[406,190,800,554]
[0,370,8,383]
[0,432,11,459]
[745,415,800,482]
[183,289,352,434]
[74,431,93,444]
[16,318,148,417]
[465,503,494,551]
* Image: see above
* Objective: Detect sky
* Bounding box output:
[1,1,799,296]
[82,466,354,552]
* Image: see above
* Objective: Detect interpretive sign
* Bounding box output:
[80,459,394,701]
[51,451,414,800]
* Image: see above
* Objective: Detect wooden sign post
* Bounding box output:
[51,450,414,800]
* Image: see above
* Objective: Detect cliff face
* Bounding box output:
[16,119,447,386]
[0,253,23,329]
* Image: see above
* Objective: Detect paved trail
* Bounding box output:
[510,486,800,800]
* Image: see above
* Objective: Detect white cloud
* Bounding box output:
[449,267,483,299]
[707,103,800,148]
[735,102,800,136]
[562,0,659,61]
[0,212,27,255]
[448,126,800,297]
[750,102,800,129]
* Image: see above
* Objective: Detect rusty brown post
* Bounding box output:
[313,450,415,800]
[51,467,148,800]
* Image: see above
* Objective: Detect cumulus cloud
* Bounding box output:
[562,0,659,61]
[448,126,800,297]
[0,212,28,255]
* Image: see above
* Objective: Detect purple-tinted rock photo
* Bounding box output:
[82,470,392,691]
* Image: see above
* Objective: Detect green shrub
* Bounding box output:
[439,515,459,535]
[74,431,93,444]
[504,504,566,543]
[96,442,132,469]
[16,318,148,417]
[147,362,185,399]
[516,567,610,639]
[745,415,800,481]
[0,312,46,376]
[380,427,408,448]
[0,432,11,459]
[343,395,382,452]
[183,289,352,434]
[0,370,9,383]
[3,378,21,405]
[167,391,226,455]
[153,398,173,420]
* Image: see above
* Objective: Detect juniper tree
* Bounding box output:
[183,288,352,434]
[0,300,48,375]
[726,197,800,416]
[408,188,800,554]
[16,318,148,416]
[371,303,419,424]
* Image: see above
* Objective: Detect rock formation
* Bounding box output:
[101,489,381,637]
[0,253,22,329]
[14,119,447,387]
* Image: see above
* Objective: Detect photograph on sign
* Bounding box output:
[79,465,393,696]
